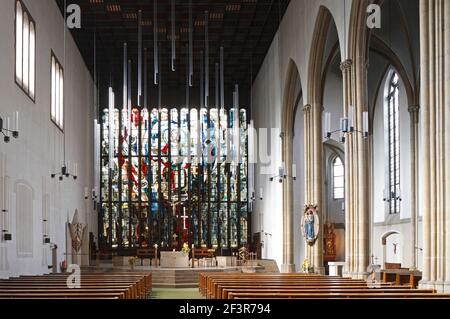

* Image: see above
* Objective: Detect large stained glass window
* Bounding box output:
[100,107,249,251]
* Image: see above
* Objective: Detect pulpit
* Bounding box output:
[160,251,189,268]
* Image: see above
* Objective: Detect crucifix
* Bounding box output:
[393,243,398,255]
[172,233,178,241]
[181,207,188,230]
[169,199,181,216]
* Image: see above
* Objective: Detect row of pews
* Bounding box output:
[0,271,152,299]
[199,273,450,299]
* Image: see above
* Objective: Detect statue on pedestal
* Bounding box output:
[301,205,319,245]
[68,210,87,265]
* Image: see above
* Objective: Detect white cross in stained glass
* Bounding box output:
[181,208,188,230]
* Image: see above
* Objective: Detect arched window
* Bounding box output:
[387,72,400,214]
[333,157,344,200]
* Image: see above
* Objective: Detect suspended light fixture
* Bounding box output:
[153,0,158,85]
[51,0,77,181]
[171,0,176,72]
[323,107,369,143]
[0,112,19,143]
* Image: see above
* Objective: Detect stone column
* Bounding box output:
[281,131,295,273]
[340,56,370,280]
[302,104,316,271]
[312,102,324,274]
[419,0,450,293]
[355,58,370,279]
[340,59,354,277]
[408,105,420,270]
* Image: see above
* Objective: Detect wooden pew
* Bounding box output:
[199,273,450,300]
[0,271,152,299]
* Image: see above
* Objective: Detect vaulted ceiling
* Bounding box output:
[55,0,290,108]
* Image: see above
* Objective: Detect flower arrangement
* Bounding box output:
[128,256,138,267]
[301,259,310,273]
[181,242,190,254]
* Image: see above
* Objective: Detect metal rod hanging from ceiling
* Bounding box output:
[204,11,209,108]
[215,63,219,108]
[220,47,224,108]
[94,31,97,118]
[128,59,132,119]
[138,10,142,106]
[186,44,190,109]
[235,84,239,109]
[188,0,193,87]
[153,0,158,85]
[144,48,148,109]
[123,43,127,110]
[171,0,176,72]
[200,51,204,108]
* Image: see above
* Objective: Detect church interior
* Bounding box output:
[0,0,450,301]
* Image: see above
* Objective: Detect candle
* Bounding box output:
[14,111,19,132]
[340,117,348,133]
[363,111,369,137]
[74,163,78,177]
[323,112,331,138]
[279,162,285,177]
[327,112,331,135]
[348,105,355,131]
[6,117,10,137]
[292,164,297,180]
[84,187,89,199]
[259,187,263,200]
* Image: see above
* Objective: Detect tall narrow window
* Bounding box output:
[333,157,344,200]
[387,72,400,214]
[51,53,64,130]
[15,0,36,100]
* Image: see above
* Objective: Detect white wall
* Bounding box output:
[0,0,94,278]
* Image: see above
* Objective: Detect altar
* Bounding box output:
[160,251,190,268]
